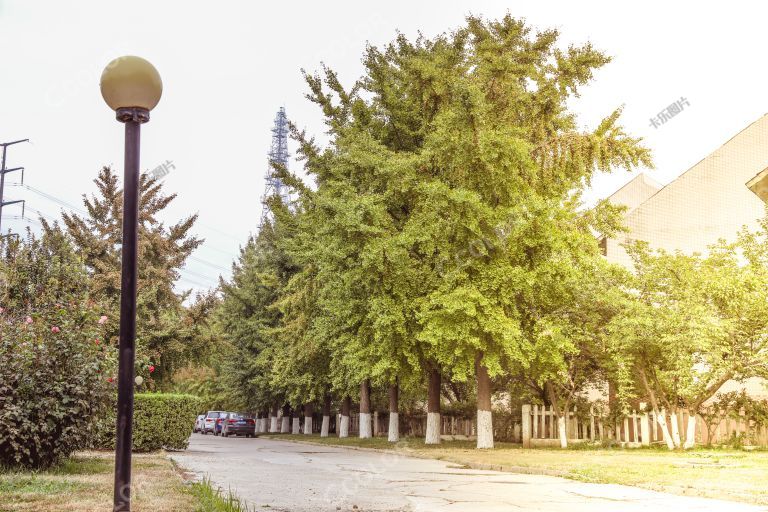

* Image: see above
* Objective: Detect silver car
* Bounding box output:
[202,410,225,435]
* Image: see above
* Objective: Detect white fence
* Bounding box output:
[522,404,768,448]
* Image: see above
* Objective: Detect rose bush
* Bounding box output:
[0,231,114,469]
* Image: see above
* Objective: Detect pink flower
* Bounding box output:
[149,365,155,373]
[0,307,4,314]
[51,326,61,333]
[25,316,33,324]
[94,339,101,345]
[98,315,108,324]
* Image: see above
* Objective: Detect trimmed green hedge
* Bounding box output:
[94,393,202,452]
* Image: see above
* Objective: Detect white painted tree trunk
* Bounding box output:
[280,416,290,433]
[259,418,265,433]
[270,416,278,433]
[425,412,441,444]
[655,410,675,450]
[339,415,350,438]
[320,415,330,437]
[683,414,697,449]
[304,416,313,435]
[558,415,568,449]
[359,412,372,438]
[388,412,399,443]
[292,417,301,434]
[670,411,682,448]
[476,409,494,449]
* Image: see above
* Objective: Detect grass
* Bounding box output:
[188,477,254,512]
[0,452,251,512]
[270,434,768,506]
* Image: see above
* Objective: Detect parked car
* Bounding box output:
[202,411,225,434]
[221,413,257,438]
[193,414,205,433]
[214,412,236,436]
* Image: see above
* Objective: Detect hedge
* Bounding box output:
[94,393,202,452]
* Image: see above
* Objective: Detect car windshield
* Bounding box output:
[229,413,243,419]
[206,411,223,418]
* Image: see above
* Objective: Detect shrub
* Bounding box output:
[0,232,114,469]
[94,393,202,451]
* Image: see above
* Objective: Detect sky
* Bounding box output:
[2,1,767,292]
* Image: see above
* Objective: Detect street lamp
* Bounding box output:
[100,55,162,512]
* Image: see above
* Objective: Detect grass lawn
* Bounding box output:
[270,434,768,506]
[0,451,251,512]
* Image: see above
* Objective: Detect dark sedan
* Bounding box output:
[221,413,257,438]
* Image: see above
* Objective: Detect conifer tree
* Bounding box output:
[49,166,203,385]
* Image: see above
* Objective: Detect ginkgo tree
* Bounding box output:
[215,14,654,450]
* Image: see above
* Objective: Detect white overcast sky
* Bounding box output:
[1,1,767,292]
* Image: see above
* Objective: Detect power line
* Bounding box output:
[9,182,235,273]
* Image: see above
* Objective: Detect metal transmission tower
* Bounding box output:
[0,138,30,236]
[259,107,292,228]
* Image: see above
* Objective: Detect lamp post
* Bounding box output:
[100,55,162,512]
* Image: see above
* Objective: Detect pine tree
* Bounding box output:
[48,166,203,385]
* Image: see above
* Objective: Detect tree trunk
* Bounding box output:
[670,410,682,448]
[476,353,494,449]
[359,379,372,438]
[655,408,675,450]
[638,370,674,450]
[270,404,279,433]
[545,382,568,449]
[292,408,301,435]
[388,382,399,443]
[321,395,331,438]
[425,367,441,445]
[304,402,314,435]
[557,415,568,449]
[280,404,290,433]
[683,413,697,449]
[339,396,351,438]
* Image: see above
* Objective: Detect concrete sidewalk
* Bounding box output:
[171,435,768,512]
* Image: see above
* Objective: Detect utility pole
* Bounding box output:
[0,138,29,235]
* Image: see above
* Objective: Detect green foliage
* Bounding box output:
[216,15,653,428]
[0,231,113,469]
[93,393,201,452]
[50,166,206,386]
[608,220,768,419]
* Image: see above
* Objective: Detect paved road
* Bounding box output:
[171,435,767,512]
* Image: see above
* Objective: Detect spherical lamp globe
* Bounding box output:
[100,56,162,111]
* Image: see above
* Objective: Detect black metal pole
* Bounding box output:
[113,107,148,512]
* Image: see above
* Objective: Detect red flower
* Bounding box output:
[107,377,114,383]
[149,365,155,373]
[51,326,61,333]
[94,339,101,345]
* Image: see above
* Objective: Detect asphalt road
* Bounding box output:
[171,435,767,512]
